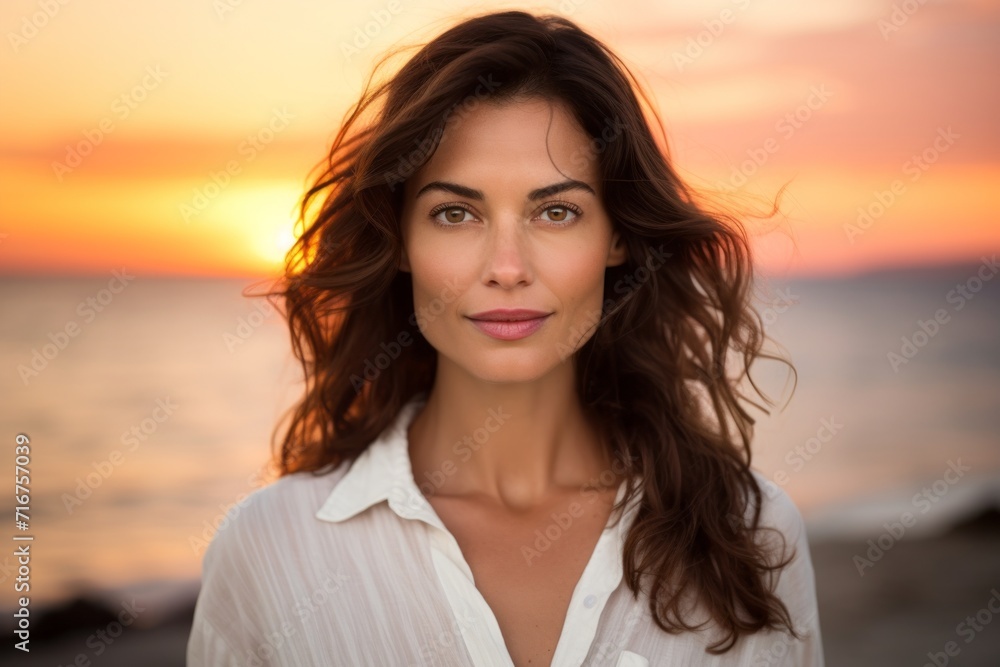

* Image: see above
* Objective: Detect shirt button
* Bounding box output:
[584,594,597,608]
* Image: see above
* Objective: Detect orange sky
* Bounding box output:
[1,0,997,278]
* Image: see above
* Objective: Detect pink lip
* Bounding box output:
[467,309,551,321]
[465,309,553,341]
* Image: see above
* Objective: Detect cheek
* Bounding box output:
[406,232,468,331]
[551,244,611,311]
[546,244,612,353]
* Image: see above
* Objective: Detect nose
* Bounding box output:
[481,214,533,289]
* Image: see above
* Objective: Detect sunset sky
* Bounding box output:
[1,0,997,278]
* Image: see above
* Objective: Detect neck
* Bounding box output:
[406,358,619,511]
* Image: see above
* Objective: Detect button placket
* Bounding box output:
[427,523,515,667]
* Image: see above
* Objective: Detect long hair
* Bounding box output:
[259,9,801,654]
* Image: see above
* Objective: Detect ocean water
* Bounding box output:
[746,261,1000,538]
[0,261,998,611]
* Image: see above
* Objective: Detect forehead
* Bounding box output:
[405,97,601,195]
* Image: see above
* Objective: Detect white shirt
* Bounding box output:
[187,394,824,666]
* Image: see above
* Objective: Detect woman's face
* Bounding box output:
[399,96,627,383]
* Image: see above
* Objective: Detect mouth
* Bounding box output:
[466,309,552,322]
[465,310,553,341]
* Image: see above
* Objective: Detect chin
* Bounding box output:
[460,349,564,385]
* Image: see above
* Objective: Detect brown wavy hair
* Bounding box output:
[258,9,801,655]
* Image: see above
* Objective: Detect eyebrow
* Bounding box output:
[413,179,597,201]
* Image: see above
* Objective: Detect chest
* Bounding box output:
[428,491,619,667]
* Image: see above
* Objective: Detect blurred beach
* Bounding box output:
[1,259,998,665]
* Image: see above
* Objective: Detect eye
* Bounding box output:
[428,201,583,227]
[430,204,476,226]
[537,202,582,225]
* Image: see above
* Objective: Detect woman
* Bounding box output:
[188,9,823,666]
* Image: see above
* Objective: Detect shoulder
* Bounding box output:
[243,465,351,520]
[746,469,811,578]
[747,469,822,635]
[189,465,353,662]
[747,469,808,550]
[200,464,351,568]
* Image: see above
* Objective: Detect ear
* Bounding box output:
[606,231,627,267]
[399,246,411,273]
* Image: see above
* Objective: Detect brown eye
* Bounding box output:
[432,206,473,225]
[540,205,579,224]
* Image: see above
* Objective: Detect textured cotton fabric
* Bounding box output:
[188,394,824,666]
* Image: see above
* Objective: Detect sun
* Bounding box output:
[263,224,299,269]
[209,180,305,273]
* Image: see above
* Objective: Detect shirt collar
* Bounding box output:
[315,392,442,528]
[315,392,645,538]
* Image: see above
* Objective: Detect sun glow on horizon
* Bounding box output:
[0,0,996,278]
